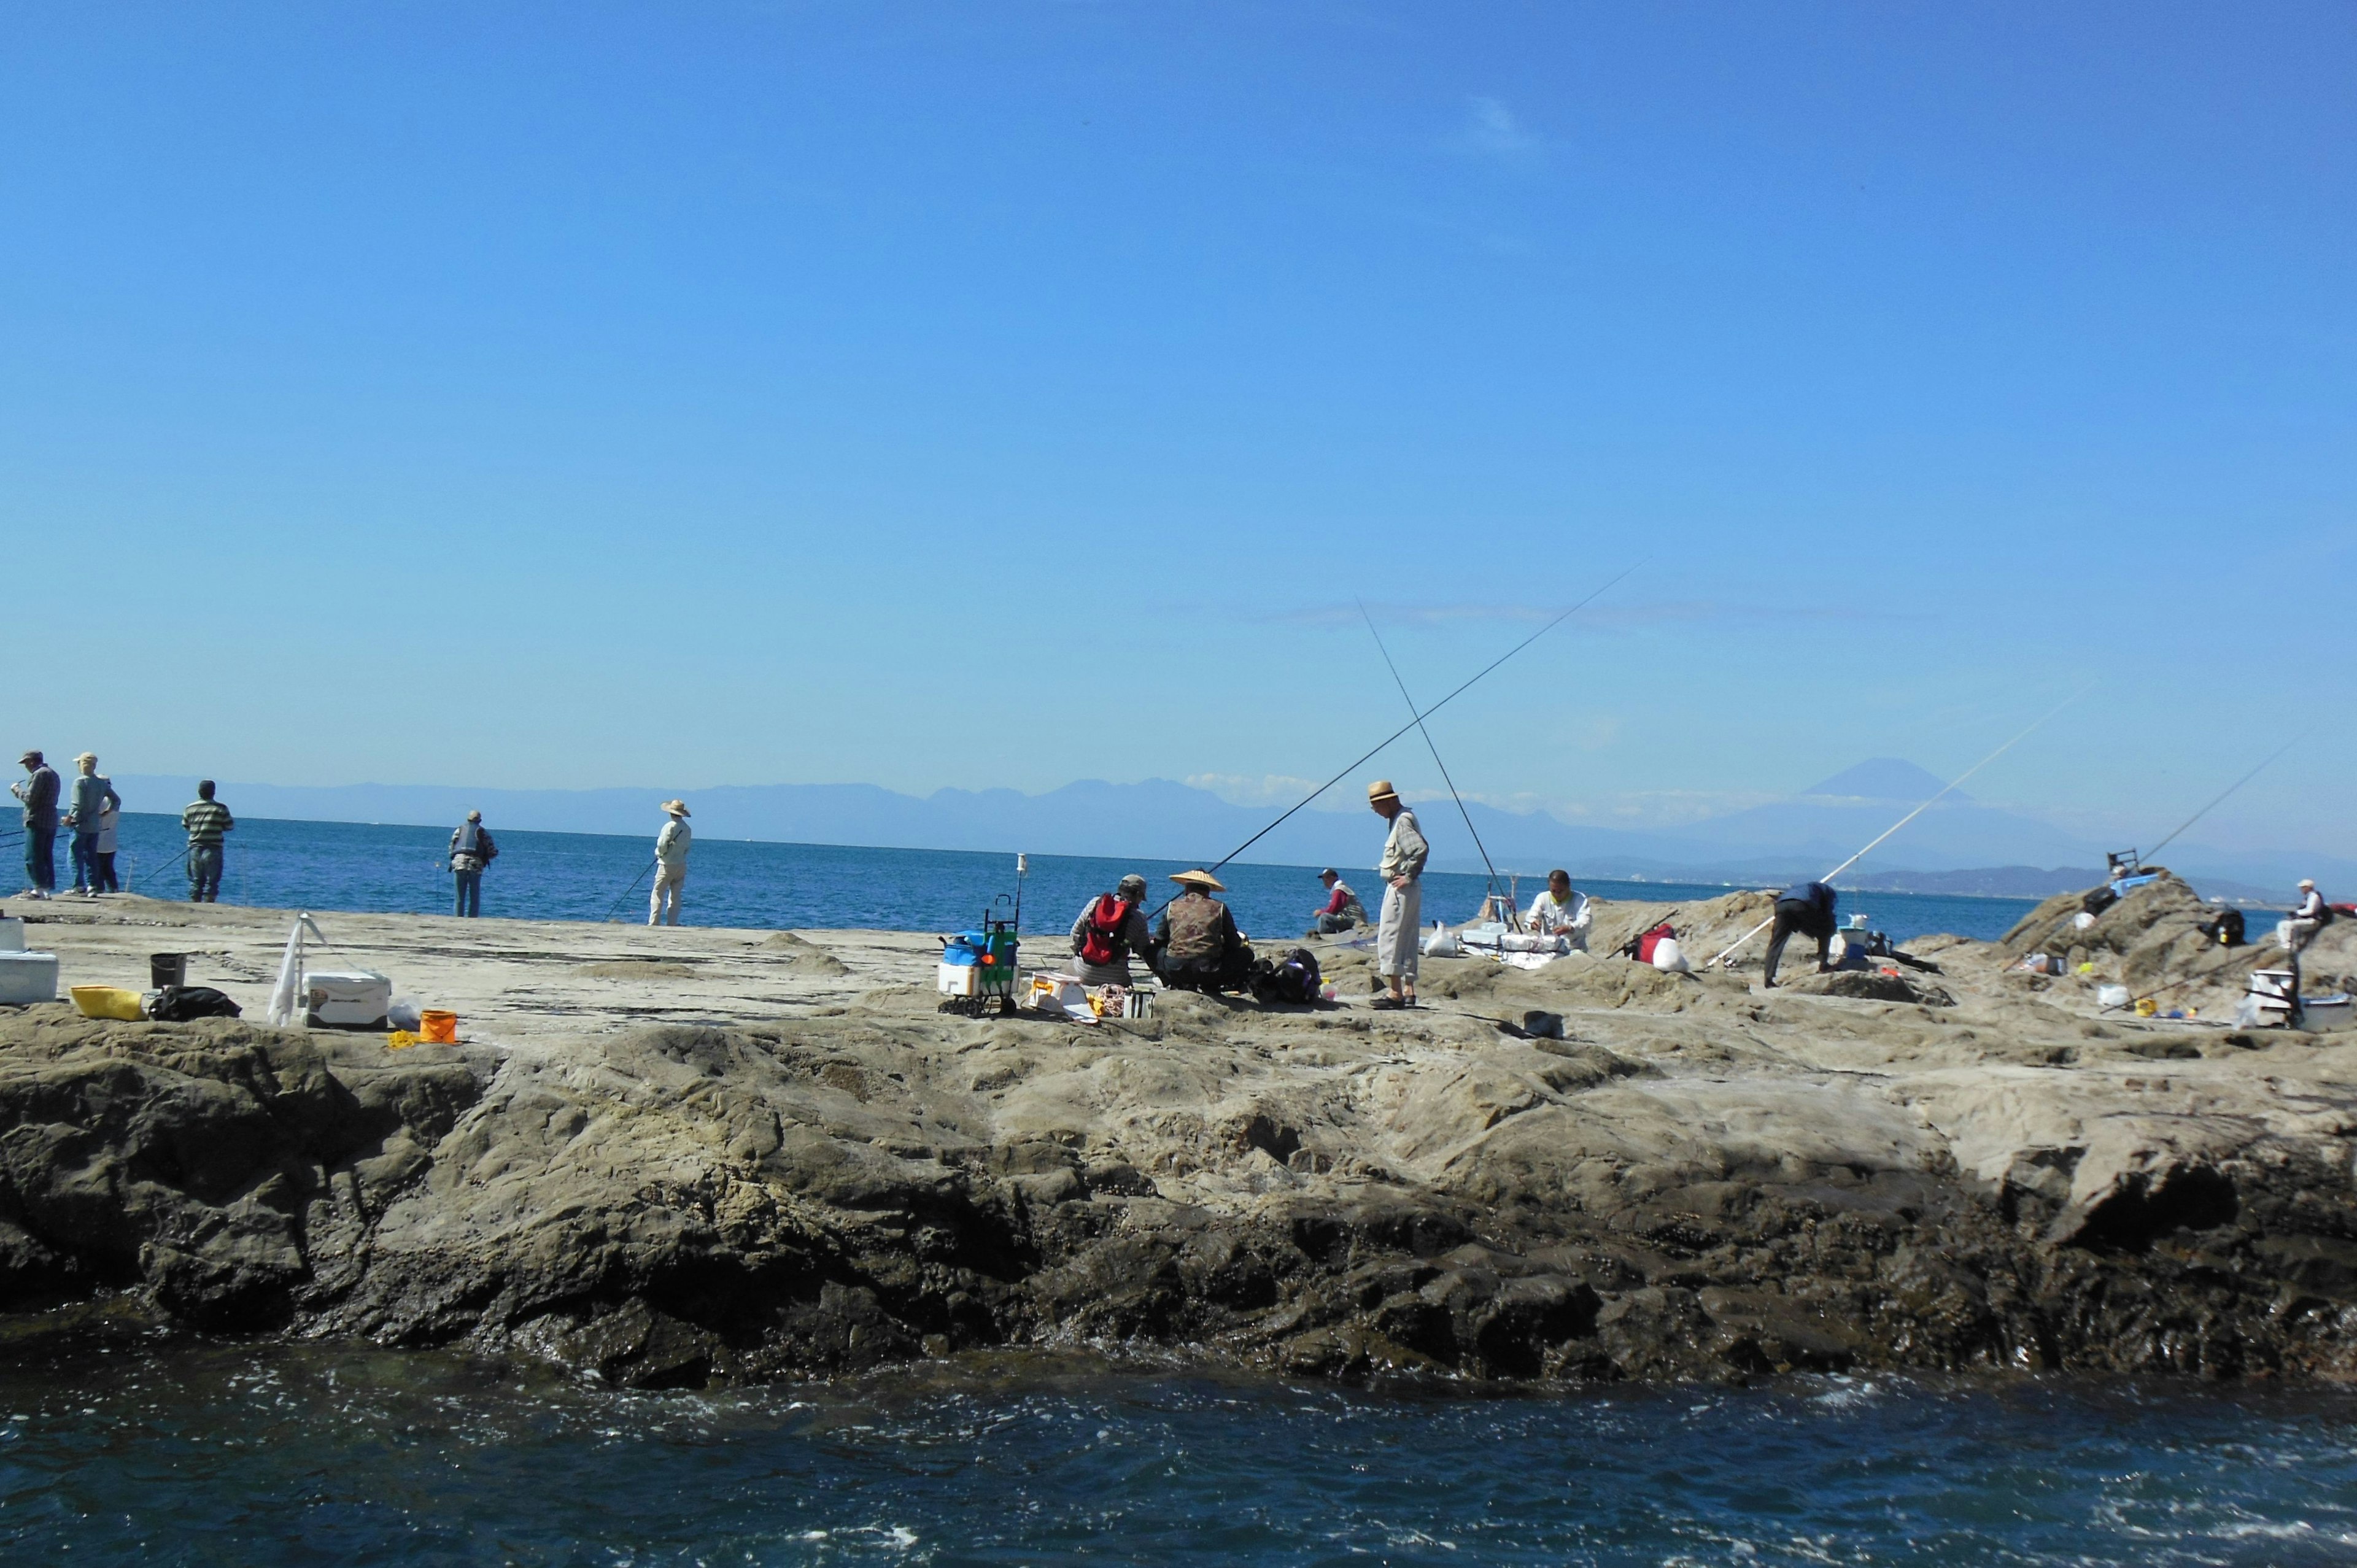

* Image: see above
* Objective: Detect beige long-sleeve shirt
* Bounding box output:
[1377,806,1428,882]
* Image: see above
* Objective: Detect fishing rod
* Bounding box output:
[1356,600,1519,930]
[1709,686,2091,968]
[2137,740,2295,865]
[602,857,660,922]
[132,843,195,894]
[1183,561,1645,893]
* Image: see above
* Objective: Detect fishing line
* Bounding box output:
[1182,560,1646,894]
[1357,599,1517,929]
[2143,740,2295,862]
[1709,685,2092,968]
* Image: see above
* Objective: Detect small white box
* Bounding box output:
[303,970,392,1028]
[0,950,60,1005]
[937,962,981,998]
[0,917,25,951]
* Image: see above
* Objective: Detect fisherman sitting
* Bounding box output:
[1071,873,1151,985]
[1310,868,1368,935]
[1148,869,1254,994]
[1762,879,1838,988]
[2287,879,2331,952]
[1525,870,1592,951]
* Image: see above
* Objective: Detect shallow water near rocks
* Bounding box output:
[3,1340,2353,1565]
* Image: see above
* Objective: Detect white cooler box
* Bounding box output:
[0,950,60,1005]
[303,970,392,1029]
[0,916,25,951]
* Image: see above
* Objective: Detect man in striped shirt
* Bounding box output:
[180,780,234,903]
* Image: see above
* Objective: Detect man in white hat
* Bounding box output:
[1367,780,1428,1009]
[2288,878,2329,952]
[651,800,692,926]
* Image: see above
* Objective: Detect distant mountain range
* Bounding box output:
[108,759,2340,906]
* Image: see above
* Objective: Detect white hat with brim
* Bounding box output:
[1170,869,1226,892]
[662,800,690,817]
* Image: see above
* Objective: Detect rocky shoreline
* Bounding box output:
[1,881,2352,1389]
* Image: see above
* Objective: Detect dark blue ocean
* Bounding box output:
[85,813,2037,946]
[23,817,2345,1564]
[2,1340,2353,1566]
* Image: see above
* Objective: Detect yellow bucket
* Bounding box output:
[70,986,145,1021]
[419,1010,459,1044]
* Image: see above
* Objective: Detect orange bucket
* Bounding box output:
[419,1010,459,1044]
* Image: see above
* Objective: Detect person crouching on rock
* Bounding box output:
[1527,869,1592,951]
[1311,868,1367,935]
[1072,873,1151,984]
[1763,879,1837,988]
[1148,869,1254,994]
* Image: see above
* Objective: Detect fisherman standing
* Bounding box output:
[64,754,121,898]
[1312,868,1368,935]
[649,800,692,926]
[1762,879,1838,988]
[1070,873,1151,984]
[448,809,498,917]
[181,781,234,903]
[1367,780,1427,1010]
[12,751,61,900]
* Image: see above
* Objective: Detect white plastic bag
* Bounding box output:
[2096,984,2131,1009]
[1651,937,1692,973]
[1420,923,1462,958]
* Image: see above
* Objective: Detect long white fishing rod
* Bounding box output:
[1709,686,2091,968]
[1357,600,1518,927]
[1188,560,1645,883]
[2142,740,2294,862]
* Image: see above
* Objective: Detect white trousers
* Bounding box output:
[1378,880,1421,983]
[650,863,687,926]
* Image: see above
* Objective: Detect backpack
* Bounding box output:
[1250,946,1323,1006]
[147,984,242,1022]
[1624,921,1676,964]
[1077,895,1135,967]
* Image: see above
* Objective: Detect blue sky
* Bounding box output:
[6,2,2351,857]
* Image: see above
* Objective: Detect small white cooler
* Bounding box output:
[303,970,393,1029]
[0,916,25,951]
[0,950,60,1005]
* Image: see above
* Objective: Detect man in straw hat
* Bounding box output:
[2288,878,2330,953]
[1367,779,1428,1009]
[651,800,692,926]
[1148,868,1253,993]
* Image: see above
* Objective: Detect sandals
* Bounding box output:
[1369,995,1419,1011]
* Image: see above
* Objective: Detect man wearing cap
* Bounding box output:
[448,809,498,918]
[1368,780,1428,1009]
[1311,869,1367,935]
[1071,873,1152,985]
[2288,878,2330,953]
[650,800,692,926]
[1149,869,1253,993]
[63,753,122,898]
[12,750,62,899]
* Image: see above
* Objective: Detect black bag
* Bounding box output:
[1250,946,1323,1006]
[147,985,242,1022]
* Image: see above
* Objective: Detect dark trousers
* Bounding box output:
[24,824,56,892]
[454,868,482,917]
[1151,946,1255,995]
[1763,904,1831,987]
[69,830,100,892]
[1314,913,1358,934]
[188,843,223,902]
[95,851,118,892]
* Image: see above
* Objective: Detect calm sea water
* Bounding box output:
[2,1341,2352,1566]
[85,813,2038,946]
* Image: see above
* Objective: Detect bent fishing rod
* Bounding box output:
[2138,740,2295,865]
[1357,600,1519,929]
[1178,561,1645,901]
[603,857,660,922]
[1709,685,2092,968]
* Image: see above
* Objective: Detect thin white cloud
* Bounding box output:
[1455,95,1542,159]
